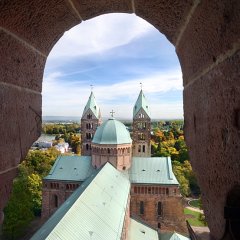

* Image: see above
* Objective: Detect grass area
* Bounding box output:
[184,208,206,227]
[189,199,201,208]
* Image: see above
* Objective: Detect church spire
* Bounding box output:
[81,90,102,156]
[133,89,150,118]
[82,91,101,119]
[132,88,151,157]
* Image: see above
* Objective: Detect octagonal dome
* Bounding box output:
[92,118,132,145]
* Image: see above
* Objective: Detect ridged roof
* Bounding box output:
[92,118,132,145]
[129,157,179,185]
[44,156,95,182]
[31,163,130,240]
[82,91,100,118]
[133,90,150,118]
[128,218,159,240]
[160,232,190,240]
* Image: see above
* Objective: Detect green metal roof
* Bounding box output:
[31,163,130,240]
[92,118,132,144]
[128,218,159,240]
[133,90,150,118]
[159,232,190,240]
[44,156,95,182]
[82,91,100,118]
[129,157,179,185]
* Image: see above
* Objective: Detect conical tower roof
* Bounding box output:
[82,91,100,118]
[133,90,150,118]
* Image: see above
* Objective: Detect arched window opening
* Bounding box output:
[138,145,141,153]
[54,195,58,208]
[143,145,145,152]
[157,202,162,216]
[87,114,92,119]
[140,201,144,215]
[158,223,161,229]
[86,144,89,150]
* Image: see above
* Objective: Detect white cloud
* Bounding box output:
[42,13,183,119]
[42,68,183,118]
[47,13,154,60]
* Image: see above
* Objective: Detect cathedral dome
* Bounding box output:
[92,118,132,145]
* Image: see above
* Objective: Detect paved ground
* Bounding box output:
[185,198,210,240]
[192,226,211,240]
[186,205,204,213]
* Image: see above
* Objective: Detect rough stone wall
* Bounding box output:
[176,1,240,238]
[81,109,101,155]
[132,109,151,157]
[0,1,239,238]
[130,185,186,234]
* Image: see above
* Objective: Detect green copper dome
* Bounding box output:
[92,118,132,145]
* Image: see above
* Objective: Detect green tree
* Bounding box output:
[3,178,34,239]
[27,173,42,216]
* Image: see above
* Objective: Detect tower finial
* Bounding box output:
[110,110,115,118]
[90,84,94,91]
[140,82,142,90]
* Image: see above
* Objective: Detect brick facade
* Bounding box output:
[92,143,132,170]
[41,180,81,219]
[81,109,101,156]
[130,185,186,233]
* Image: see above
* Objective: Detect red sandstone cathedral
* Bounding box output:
[32,90,189,240]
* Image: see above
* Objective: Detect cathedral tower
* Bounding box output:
[81,91,101,155]
[132,90,151,157]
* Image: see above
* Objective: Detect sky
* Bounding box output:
[43,13,183,120]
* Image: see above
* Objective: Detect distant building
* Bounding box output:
[54,142,69,153]
[35,90,188,240]
[37,141,53,149]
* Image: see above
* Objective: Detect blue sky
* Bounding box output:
[43,13,183,119]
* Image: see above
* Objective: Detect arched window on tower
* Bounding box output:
[86,144,89,150]
[142,145,145,152]
[157,202,162,216]
[138,145,141,152]
[140,201,144,215]
[54,195,58,208]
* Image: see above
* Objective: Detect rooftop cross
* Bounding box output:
[110,110,115,118]
[140,82,143,90]
[90,84,94,91]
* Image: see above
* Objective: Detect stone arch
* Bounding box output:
[0,1,239,238]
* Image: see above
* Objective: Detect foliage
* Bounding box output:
[3,177,34,239]
[42,123,80,135]
[189,199,201,208]
[21,147,59,177]
[2,148,59,239]
[151,121,199,196]
[198,213,207,226]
